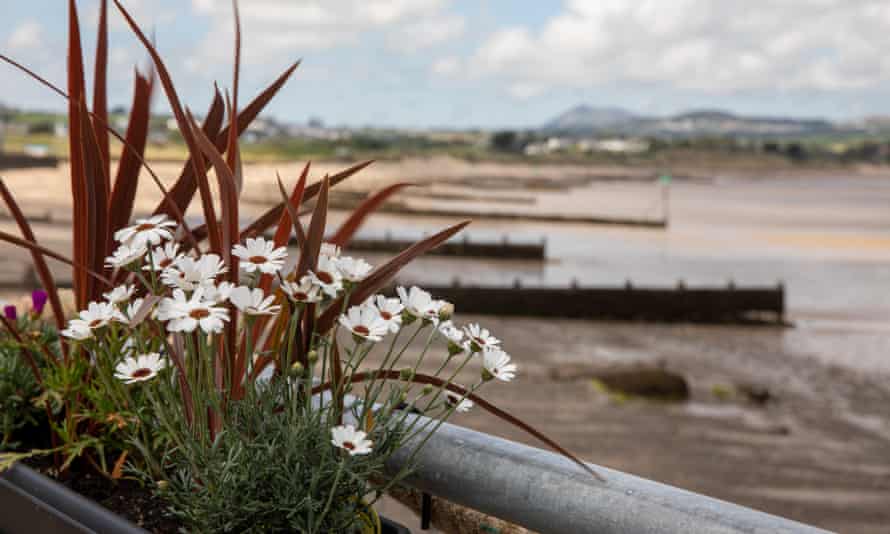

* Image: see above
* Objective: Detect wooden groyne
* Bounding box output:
[247,191,668,229]
[377,204,667,228]
[418,280,785,324]
[0,153,59,170]
[275,233,547,260]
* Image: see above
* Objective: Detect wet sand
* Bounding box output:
[3,159,890,532]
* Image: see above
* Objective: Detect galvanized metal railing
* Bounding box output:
[386,416,833,534]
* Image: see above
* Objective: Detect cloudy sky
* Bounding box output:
[4,0,890,128]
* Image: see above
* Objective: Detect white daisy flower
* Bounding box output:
[161,254,227,291]
[396,286,439,321]
[464,323,500,353]
[61,321,93,340]
[158,288,229,334]
[105,243,148,269]
[330,424,373,456]
[339,303,389,342]
[445,391,474,413]
[77,301,126,329]
[103,284,135,304]
[229,286,281,316]
[420,299,449,325]
[281,276,323,304]
[143,242,182,271]
[482,348,517,382]
[232,237,288,274]
[320,242,341,259]
[373,295,403,333]
[114,215,176,247]
[438,320,466,354]
[114,352,166,384]
[307,255,343,298]
[335,256,373,283]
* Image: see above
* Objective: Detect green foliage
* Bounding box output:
[158,378,409,534]
[490,130,518,152]
[0,317,57,450]
[0,336,42,449]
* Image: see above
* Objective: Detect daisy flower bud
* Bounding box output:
[438,301,454,321]
[421,385,435,395]
[290,361,304,376]
[307,350,319,364]
[399,368,415,381]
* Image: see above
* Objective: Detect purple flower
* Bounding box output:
[3,305,16,321]
[31,290,48,315]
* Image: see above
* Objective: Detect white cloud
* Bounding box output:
[189,0,462,68]
[6,21,43,51]
[468,0,890,96]
[431,56,461,77]
[387,13,464,49]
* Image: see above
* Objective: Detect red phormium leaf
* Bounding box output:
[294,176,329,280]
[67,0,89,309]
[109,70,154,237]
[92,0,111,182]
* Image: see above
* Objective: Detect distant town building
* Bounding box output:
[582,138,650,154]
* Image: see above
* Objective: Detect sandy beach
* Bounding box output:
[2,157,890,532]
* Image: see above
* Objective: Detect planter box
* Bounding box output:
[0,463,411,533]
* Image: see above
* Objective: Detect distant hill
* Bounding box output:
[542,105,839,138]
[543,105,641,132]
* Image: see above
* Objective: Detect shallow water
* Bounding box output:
[350,174,890,330]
